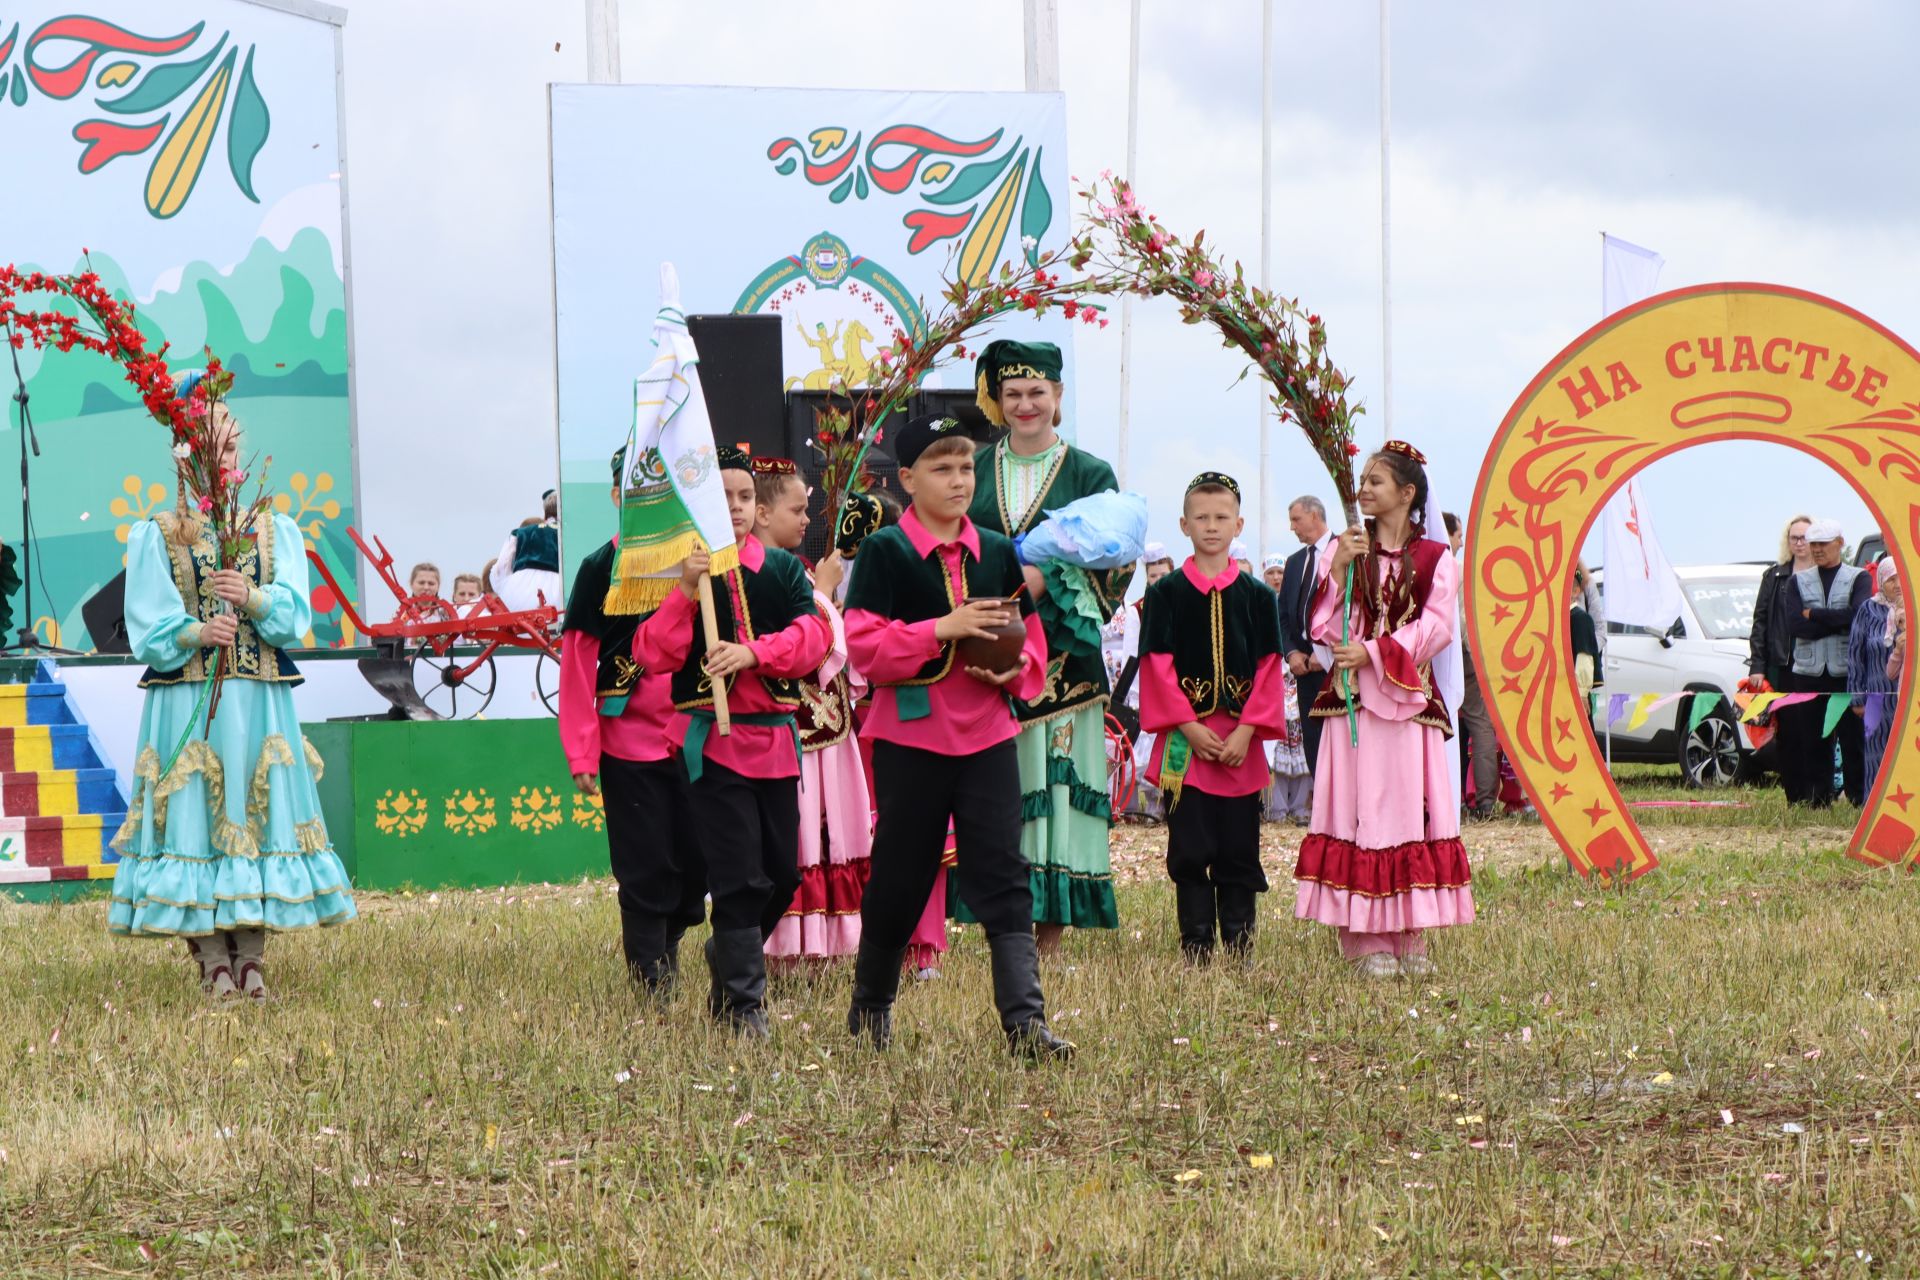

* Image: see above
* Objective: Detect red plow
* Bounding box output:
[307,527,561,720]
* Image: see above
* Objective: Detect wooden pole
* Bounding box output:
[695,568,732,736]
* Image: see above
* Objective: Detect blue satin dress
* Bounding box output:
[107,510,356,937]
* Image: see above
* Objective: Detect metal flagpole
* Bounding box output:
[1258,0,1273,554]
[1115,0,1141,488]
[1377,0,1393,440]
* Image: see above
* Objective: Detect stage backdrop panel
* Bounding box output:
[550,84,1074,586]
[2,1,358,649]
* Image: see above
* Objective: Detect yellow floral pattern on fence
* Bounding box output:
[374,789,429,838]
[570,793,605,833]
[510,786,563,834]
[111,475,169,567]
[444,790,497,838]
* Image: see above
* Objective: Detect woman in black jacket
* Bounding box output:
[1747,515,1813,686]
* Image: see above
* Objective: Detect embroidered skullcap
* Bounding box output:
[835,492,884,555]
[1228,538,1250,561]
[1262,553,1287,571]
[974,339,1064,426]
[892,412,969,469]
[1381,439,1428,466]
[1143,540,1170,564]
[716,443,753,473]
[749,456,798,477]
[1805,517,1844,543]
[1184,471,1241,498]
[610,443,629,485]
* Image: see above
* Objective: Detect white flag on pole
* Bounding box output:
[1598,234,1681,629]
[1602,234,1664,316]
[1601,476,1686,629]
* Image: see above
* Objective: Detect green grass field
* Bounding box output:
[2,792,1915,1277]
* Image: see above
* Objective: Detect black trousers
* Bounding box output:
[601,753,708,930]
[1776,672,1865,807]
[861,739,1033,947]
[1296,670,1326,771]
[684,761,801,936]
[1165,789,1268,892]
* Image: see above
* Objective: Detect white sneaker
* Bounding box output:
[1352,953,1400,979]
[1399,955,1437,978]
[914,967,942,982]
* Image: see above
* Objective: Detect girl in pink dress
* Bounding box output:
[1293,441,1474,977]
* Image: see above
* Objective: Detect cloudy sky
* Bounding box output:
[337,0,1906,579]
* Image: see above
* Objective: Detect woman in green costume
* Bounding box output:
[958,339,1129,951]
[109,399,356,999]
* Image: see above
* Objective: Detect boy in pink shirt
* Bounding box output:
[841,414,1073,1060]
[558,445,707,1006]
[633,445,832,1038]
[1139,472,1287,964]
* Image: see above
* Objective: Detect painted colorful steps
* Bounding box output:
[0,682,77,727]
[0,725,100,772]
[2,768,124,817]
[0,814,120,882]
[0,662,128,898]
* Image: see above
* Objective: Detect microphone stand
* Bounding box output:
[2,317,83,657]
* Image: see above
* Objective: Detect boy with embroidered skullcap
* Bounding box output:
[633,444,832,1038]
[1139,472,1287,964]
[559,444,708,1005]
[842,413,1074,1060]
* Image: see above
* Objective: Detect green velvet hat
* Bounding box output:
[974,339,1064,426]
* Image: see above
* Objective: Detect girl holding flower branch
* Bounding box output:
[110,388,356,998]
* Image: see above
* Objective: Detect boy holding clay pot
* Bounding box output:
[841,413,1074,1060]
[1139,472,1287,966]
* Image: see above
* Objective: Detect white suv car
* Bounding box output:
[1590,563,1773,788]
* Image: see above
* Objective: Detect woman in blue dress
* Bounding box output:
[1848,558,1904,791]
[109,403,356,999]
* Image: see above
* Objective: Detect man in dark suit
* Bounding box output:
[1278,495,1336,772]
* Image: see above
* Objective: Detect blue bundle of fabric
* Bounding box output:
[1017,491,1149,569]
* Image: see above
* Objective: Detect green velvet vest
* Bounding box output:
[843,523,1033,688]
[138,512,302,689]
[1140,570,1282,718]
[969,439,1131,723]
[560,539,641,707]
[667,546,815,712]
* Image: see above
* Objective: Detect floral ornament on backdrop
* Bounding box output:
[0,17,272,219]
[766,124,1055,280]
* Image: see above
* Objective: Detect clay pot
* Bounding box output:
[955,596,1027,675]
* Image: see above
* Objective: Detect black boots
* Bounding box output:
[988,932,1074,1062]
[1217,887,1258,963]
[621,913,675,1003]
[1174,882,1217,965]
[845,941,907,1048]
[704,927,770,1039]
[1175,884,1258,967]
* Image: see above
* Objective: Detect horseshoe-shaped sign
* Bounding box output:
[1467,284,1918,878]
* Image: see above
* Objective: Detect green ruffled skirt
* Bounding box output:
[108,679,356,937]
[951,702,1118,929]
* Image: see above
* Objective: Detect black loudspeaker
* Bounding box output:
[81,570,130,655]
[687,313,785,461]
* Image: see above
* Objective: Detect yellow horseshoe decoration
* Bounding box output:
[1467,284,1919,878]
